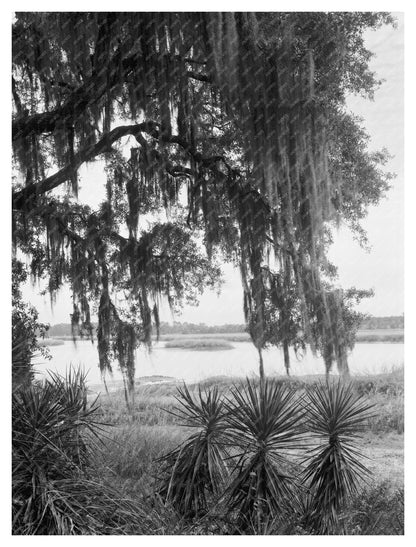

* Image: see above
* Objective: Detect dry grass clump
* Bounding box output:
[93,423,188,499]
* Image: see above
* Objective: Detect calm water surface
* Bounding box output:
[33,340,404,388]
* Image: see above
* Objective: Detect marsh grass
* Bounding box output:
[38,338,65,346]
[95,368,404,434]
[164,338,234,350]
[93,423,188,498]
[344,481,404,535]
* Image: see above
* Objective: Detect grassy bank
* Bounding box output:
[14,368,403,534]
[86,368,403,534]
[94,368,404,433]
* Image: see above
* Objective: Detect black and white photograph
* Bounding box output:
[10,7,405,536]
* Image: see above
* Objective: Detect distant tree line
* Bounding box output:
[47,316,403,338]
[359,315,404,330]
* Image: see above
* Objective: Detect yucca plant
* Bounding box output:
[158,384,229,519]
[301,380,375,534]
[223,379,305,533]
[12,368,109,534]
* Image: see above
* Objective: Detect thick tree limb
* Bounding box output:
[13,120,203,210]
[186,70,211,83]
[12,122,158,210]
[12,54,212,141]
[12,87,90,140]
[12,48,140,141]
[13,116,244,211]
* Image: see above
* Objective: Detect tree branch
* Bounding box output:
[12,49,140,141]
[186,70,211,83]
[13,119,240,211]
[12,122,159,210]
[13,86,91,141]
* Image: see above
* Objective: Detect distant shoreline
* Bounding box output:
[47,329,404,345]
[87,367,404,394]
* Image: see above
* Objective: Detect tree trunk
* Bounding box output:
[336,345,350,379]
[102,374,109,395]
[283,340,290,376]
[324,357,332,382]
[128,376,135,408]
[258,347,265,388]
[323,341,334,382]
[122,374,134,413]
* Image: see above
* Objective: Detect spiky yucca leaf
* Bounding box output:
[12,368,111,534]
[158,384,229,518]
[302,380,375,534]
[223,379,305,533]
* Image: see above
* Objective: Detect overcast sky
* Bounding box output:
[23,13,404,325]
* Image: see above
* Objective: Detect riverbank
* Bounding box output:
[93,368,404,434]
[87,368,403,534]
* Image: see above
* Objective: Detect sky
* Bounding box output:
[21,13,404,326]
[328,13,404,316]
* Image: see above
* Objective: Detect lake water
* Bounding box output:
[33,340,404,389]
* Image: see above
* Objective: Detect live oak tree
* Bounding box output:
[12,12,393,389]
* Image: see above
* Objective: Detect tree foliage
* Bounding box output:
[12,12,393,384]
[12,258,50,387]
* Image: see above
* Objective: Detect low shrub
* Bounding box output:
[12,369,150,535]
